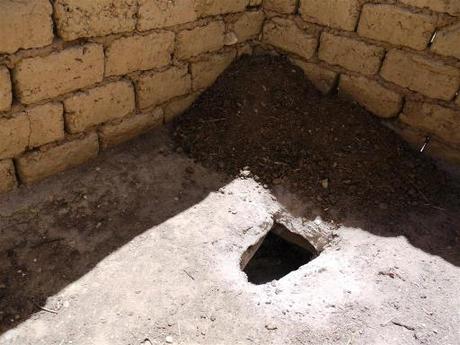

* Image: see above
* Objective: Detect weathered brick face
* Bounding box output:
[14,44,104,104]
[0,67,12,112]
[191,51,237,90]
[195,0,248,17]
[28,103,65,149]
[431,23,460,59]
[380,50,460,101]
[105,32,175,76]
[339,75,403,118]
[136,67,192,110]
[64,81,135,133]
[263,18,318,60]
[164,93,200,123]
[0,114,30,160]
[318,33,385,75]
[291,58,338,95]
[176,21,225,59]
[99,108,164,148]
[0,103,65,158]
[16,133,99,184]
[399,0,460,16]
[299,0,362,31]
[137,0,198,31]
[401,102,460,145]
[232,11,265,42]
[54,0,137,41]
[264,0,297,13]
[0,0,54,54]
[358,4,436,50]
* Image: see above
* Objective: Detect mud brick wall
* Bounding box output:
[262,0,460,166]
[0,0,265,193]
[1,0,460,195]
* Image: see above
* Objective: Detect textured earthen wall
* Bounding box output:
[262,0,460,167]
[0,0,264,193]
[1,0,460,194]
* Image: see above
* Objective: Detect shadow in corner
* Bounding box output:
[0,128,231,334]
[1,54,459,335]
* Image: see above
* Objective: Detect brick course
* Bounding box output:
[339,75,403,118]
[164,94,200,123]
[16,133,99,184]
[176,21,225,59]
[263,18,318,60]
[401,102,460,145]
[319,33,385,76]
[299,0,362,31]
[431,23,460,60]
[381,50,460,101]
[0,104,65,159]
[99,109,164,148]
[54,0,137,41]
[232,11,265,42]
[195,0,248,17]
[64,81,135,133]
[136,67,192,110]
[0,67,12,113]
[105,32,175,76]
[291,59,338,94]
[358,4,436,50]
[0,0,53,54]
[137,0,198,31]
[0,114,29,160]
[191,51,237,90]
[14,44,104,104]
[28,103,65,149]
[399,0,460,16]
[264,0,297,13]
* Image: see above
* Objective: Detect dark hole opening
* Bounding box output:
[241,223,317,285]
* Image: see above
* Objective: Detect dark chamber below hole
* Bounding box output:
[243,230,315,285]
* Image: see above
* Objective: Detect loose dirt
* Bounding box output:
[173,55,460,259]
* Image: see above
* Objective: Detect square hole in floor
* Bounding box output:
[241,223,317,285]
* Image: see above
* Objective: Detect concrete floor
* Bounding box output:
[0,128,459,345]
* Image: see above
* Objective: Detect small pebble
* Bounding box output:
[240,169,251,177]
[265,324,277,331]
[165,336,174,344]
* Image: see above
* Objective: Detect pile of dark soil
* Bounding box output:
[172,55,460,238]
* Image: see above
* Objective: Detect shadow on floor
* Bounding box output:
[0,128,231,333]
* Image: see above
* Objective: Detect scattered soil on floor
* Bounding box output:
[173,55,460,247]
